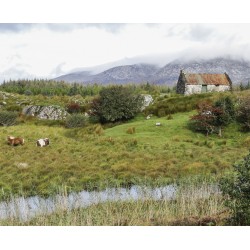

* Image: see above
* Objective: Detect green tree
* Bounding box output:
[214,96,235,136]
[220,152,250,225]
[89,86,144,123]
[239,82,244,91]
[237,98,250,131]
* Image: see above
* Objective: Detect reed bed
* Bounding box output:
[0,180,228,226]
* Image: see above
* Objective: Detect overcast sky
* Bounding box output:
[1,23,250,82]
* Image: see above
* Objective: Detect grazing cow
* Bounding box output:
[7,136,25,146]
[155,122,161,126]
[36,138,50,147]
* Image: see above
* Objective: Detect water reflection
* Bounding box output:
[0,185,176,221]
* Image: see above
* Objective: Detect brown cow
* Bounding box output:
[7,136,25,146]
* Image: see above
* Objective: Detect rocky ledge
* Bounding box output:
[22,105,68,120]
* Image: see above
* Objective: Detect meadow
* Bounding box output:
[1,87,250,225]
[0,108,249,200]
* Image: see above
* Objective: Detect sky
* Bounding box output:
[1,23,250,82]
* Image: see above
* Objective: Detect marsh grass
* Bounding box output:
[0,179,227,226]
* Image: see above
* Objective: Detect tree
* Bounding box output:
[89,86,144,123]
[189,101,218,136]
[214,96,235,136]
[68,83,78,96]
[239,82,245,91]
[237,98,250,131]
[190,98,234,137]
[219,152,250,225]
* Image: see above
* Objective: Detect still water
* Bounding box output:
[0,185,176,221]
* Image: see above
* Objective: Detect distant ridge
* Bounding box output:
[53,57,250,85]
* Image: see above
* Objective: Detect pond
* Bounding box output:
[0,185,177,221]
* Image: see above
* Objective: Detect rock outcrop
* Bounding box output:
[141,94,153,110]
[22,105,68,120]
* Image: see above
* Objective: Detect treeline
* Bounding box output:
[234,82,250,91]
[0,79,173,97]
[0,79,103,96]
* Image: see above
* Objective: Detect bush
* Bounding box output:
[6,105,22,112]
[237,98,250,131]
[66,102,82,114]
[89,86,144,123]
[157,109,166,117]
[190,98,234,136]
[126,127,135,134]
[189,101,217,135]
[167,114,173,120]
[0,111,18,126]
[94,124,104,136]
[220,152,250,225]
[65,114,86,128]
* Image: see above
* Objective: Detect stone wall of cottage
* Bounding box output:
[184,85,230,95]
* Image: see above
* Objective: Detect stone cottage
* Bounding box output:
[176,70,232,95]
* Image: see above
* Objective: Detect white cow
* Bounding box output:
[36,138,50,147]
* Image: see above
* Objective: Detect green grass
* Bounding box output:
[0,109,249,199]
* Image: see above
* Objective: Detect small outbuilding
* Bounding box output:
[176,70,232,95]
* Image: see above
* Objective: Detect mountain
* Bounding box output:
[90,64,159,84]
[54,64,159,84]
[53,71,93,83]
[150,57,250,85]
[53,57,250,85]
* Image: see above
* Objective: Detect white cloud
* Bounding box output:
[1,23,250,81]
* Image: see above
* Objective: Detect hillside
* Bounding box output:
[53,57,250,85]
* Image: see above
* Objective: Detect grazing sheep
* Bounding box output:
[155,122,161,126]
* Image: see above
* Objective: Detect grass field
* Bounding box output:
[0,109,249,199]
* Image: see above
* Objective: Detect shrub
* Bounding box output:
[189,101,217,135]
[237,98,250,132]
[210,96,235,136]
[214,96,235,123]
[167,114,173,120]
[66,102,82,114]
[126,127,136,134]
[94,124,104,136]
[190,99,233,136]
[219,152,250,225]
[65,114,86,128]
[6,105,22,112]
[24,90,33,96]
[157,109,166,117]
[89,86,144,123]
[0,111,18,126]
